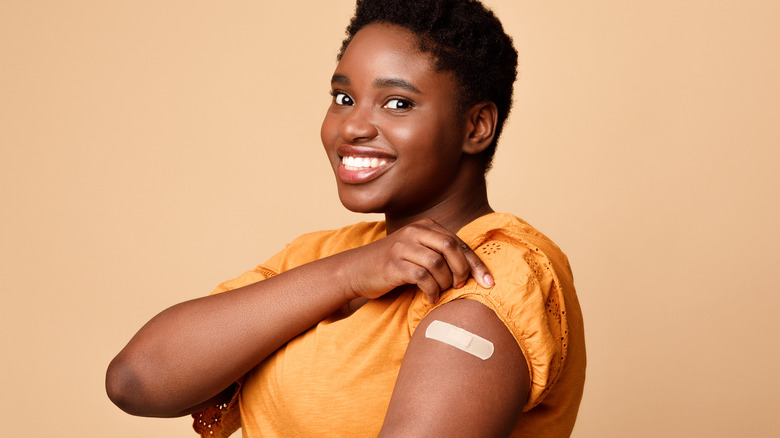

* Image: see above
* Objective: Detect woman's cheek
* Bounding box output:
[320,114,338,148]
[384,121,418,150]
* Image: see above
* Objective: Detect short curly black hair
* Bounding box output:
[337,0,518,171]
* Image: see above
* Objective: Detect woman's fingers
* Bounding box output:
[404,219,494,293]
[414,230,470,289]
[400,262,441,305]
[457,240,495,289]
[401,247,458,294]
[349,218,495,302]
[418,220,494,290]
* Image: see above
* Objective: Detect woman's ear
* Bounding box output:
[462,102,498,155]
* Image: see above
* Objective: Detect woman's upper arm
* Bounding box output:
[380,299,530,438]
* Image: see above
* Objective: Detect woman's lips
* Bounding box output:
[336,146,396,184]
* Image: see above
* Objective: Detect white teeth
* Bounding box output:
[341,155,388,170]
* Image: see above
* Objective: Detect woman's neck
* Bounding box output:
[384,172,493,235]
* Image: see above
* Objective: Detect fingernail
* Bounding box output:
[455,281,465,289]
[482,274,494,288]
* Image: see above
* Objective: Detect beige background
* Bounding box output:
[1,0,778,436]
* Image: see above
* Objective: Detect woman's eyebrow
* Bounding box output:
[330,74,422,95]
[331,74,350,85]
[374,78,421,94]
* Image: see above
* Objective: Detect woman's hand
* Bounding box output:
[342,218,494,304]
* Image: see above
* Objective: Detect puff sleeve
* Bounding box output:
[406,231,570,410]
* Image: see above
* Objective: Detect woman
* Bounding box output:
[106,0,586,436]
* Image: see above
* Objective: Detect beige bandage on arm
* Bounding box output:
[425,320,494,360]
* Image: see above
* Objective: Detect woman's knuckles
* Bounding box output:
[427,254,446,270]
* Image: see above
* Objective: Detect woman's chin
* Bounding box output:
[339,201,383,214]
[337,192,387,214]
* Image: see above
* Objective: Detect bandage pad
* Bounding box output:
[424,320,494,360]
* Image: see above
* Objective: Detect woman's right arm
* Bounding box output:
[105,218,492,418]
[105,253,360,417]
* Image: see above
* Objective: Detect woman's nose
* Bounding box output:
[339,107,378,142]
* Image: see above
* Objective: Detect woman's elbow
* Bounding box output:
[105,354,171,417]
[105,355,147,415]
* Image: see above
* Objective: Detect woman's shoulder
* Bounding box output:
[461,212,569,262]
[407,212,579,410]
[211,221,387,295]
[278,220,387,263]
[258,220,388,273]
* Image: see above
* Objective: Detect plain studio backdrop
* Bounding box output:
[1,0,778,436]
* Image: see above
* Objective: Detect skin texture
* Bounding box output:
[106,23,530,436]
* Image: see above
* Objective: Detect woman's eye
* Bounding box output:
[383,98,412,110]
[333,92,353,106]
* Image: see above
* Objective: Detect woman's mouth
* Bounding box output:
[341,155,389,170]
[336,151,395,184]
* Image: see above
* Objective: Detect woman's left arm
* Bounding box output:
[379,299,530,438]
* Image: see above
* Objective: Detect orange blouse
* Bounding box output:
[193,213,585,437]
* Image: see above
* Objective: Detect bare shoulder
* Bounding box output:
[380,299,529,438]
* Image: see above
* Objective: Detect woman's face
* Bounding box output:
[321,23,467,217]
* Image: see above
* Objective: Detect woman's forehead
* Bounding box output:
[334,23,451,91]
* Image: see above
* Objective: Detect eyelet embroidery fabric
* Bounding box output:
[480,241,503,255]
[192,403,228,437]
[476,237,570,407]
[192,399,240,438]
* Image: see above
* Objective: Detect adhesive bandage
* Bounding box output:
[425,320,494,360]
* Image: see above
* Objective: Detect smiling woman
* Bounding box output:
[322,23,471,222]
[105,0,585,437]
